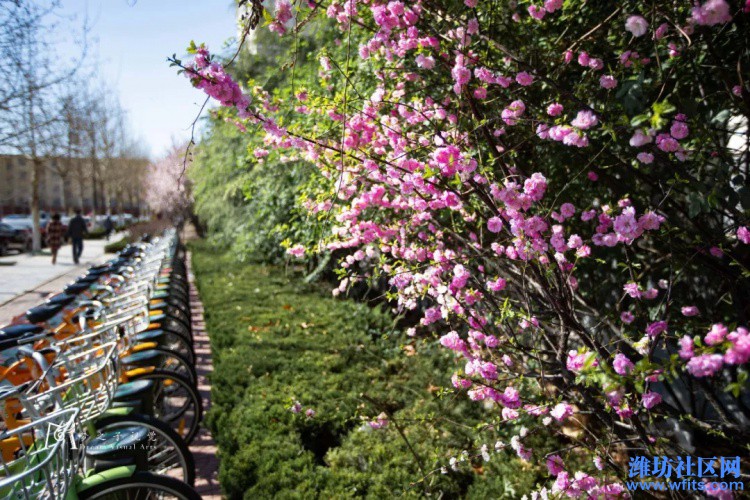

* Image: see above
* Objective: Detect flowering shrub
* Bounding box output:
[179,0,750,497]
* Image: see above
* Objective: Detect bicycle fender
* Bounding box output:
[76,465,137,493]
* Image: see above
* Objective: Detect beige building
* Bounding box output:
[0,154,147,217]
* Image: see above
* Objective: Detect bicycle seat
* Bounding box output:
[25,302,65,324]
[73,274,99,285]
[87,267,110,277]
[46,293,77,307]
[64,282,92,294]
[134,330,165,343]
[120,349,164,368]
[114,379,155,400]
[0,324,44,350]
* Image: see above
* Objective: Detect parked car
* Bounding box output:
[1,214,49,247]
[0,222,32,255]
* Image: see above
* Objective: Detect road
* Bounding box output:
[0,233,125,324]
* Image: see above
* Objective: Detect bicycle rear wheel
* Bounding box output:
[77,471,201,499]
[129,370,203,444]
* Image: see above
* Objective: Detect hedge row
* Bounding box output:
[190,241,558,499]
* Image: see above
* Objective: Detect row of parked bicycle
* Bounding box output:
[0,229,203,499]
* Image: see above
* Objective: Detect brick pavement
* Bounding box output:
[187,251,222,499]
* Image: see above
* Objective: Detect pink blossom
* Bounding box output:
[654,23,669,39]
[290,401,302,413]
[570,110,598,130]
[487,277,507,292]
[637,152,654,164]
[656,133,680,152]
[613,353,635,375]
[686,354,724,377]
[588,58,603,71]
[670,120,689,140]
[587,171,598,181]
[547,103,563,116]
[725,327,750,365]
[305,408,316,418]
[439,331,466,352]
[499,386,522,408]
[613,207,641,240]
[501,99,526,125]
[528,5,546,20]
[691,0,732,26]
[620,311,635,324]
[544,0,564,12]
[287,244,306,258]
[623,282,641,299]
[641,391,662,409]
[599,75,618,89]
[567,350,596,372]
[559,202,576,219]
[678,335,695,360]
[368,412,389,429]
[550,403,574,422]
[625,15,649,37]
[646,320,668,337]
[487,216,503,233]
[275,0,293,24]
[681,306,700,317]
[415,54,436,69]
[577,51,590,66]
[737,226,750,244]
[515,71,534,86]
[704,323,728,345]
[629,129,653,147]
[547,455,565,476]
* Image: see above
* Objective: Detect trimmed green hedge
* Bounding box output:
[104,237,128,253]
[191,242,556,499]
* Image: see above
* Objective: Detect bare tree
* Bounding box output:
[0,0,87,252]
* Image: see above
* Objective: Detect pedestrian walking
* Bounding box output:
[104,215,114,241]
[45,213,65,265]
[66,209,88,264]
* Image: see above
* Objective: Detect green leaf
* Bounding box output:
[630,114,650,127]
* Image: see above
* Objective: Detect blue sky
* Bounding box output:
[59,0,239,158]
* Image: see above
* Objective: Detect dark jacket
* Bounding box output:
[67,215,88,239]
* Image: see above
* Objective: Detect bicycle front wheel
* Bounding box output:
[93,412,196,486]
[77,471,201,500]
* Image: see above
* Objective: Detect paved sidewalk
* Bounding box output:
[0,233,126,325]
[186,251,221,499]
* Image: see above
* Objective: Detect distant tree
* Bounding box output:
[144,144,193,219]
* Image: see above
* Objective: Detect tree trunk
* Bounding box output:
[31,157,42,253]
[59,173,67,214]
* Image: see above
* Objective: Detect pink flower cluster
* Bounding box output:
[185,45,252,118]
[680,324,750,377]
[691,0,732,26]
[629,114,691,162]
